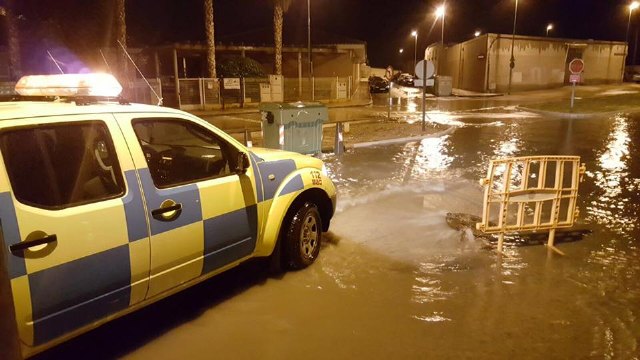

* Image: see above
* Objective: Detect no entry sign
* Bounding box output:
[569,58,584,74]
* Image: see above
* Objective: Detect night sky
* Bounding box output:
[6,0,639,70]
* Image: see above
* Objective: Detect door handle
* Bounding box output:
[10,234,57,253]
[151,203,183,222]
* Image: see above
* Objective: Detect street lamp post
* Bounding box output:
[435,4,445,75]
[307,0,313,99]
[546,24,553,37]
[627,1,640,66]
[507,0,518,95]
[411,30,418,73]
[627,2,639,43]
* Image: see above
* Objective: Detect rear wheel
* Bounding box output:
[283,202,322,270]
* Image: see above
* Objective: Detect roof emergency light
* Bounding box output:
[15,73,123,98]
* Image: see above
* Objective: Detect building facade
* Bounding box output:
[426,34,627,93]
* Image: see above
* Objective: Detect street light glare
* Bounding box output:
[546,24,553,31]
[474,30,481,37]
[399,48,404,53]
[631,1,640,11]
[411,30,418,37]
[435,5,445,18]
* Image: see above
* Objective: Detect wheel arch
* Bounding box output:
[255,187,334,258]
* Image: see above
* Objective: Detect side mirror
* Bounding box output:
[236,152,250,174]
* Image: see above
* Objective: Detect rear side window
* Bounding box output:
[0,121,125,209]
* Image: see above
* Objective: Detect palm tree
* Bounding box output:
[3,0,22,80]
[204,0,217,78]
[272,0,293,75]
[116,0,128,81]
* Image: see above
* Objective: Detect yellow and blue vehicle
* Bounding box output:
[0,74,336,358]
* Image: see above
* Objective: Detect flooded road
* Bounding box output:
[323,112,640,359]
[37,109,640,359]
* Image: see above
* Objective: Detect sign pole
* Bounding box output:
[570,82,576,110]
[422,60,427,131]
[415,60,434,132]
[388,82,392,120]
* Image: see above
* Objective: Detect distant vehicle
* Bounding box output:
[391,73,415,87]
[368,76,389,93]
[624,67,640,82]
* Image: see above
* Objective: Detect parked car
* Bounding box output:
[624,67,640,82]
[369,76,390,93]
[0,73,337,358]
[391,73,415,87]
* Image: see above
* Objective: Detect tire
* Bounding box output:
[282,202,322,270]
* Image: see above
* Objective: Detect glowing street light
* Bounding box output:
[411,30,418,72]
[474,30,481,37]
[435,4,445,45]
[399,48,404,54]
[546,23,553,37]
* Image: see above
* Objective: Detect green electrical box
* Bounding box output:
[259,102,327,155]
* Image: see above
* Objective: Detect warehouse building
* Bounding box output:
[426,33,627,93]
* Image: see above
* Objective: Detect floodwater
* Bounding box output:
[322,111,640,359]
[36,110,640,359]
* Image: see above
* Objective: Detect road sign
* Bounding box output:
[569,74,581,83]
[415,60,435,79]
[569,58,584,74]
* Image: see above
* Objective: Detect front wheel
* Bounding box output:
[283,202,322,270]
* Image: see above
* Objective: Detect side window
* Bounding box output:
[132,118,238,188]
[0,121,125,209]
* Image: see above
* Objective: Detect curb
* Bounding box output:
[351,126,455,148]
[516,106,640,119]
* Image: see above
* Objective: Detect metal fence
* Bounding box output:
[176,76,353,110]
[244,78,267,103]
[126,78,162,105]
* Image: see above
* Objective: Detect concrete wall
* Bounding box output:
[582,43,627,83]
[488,34,571,92]
[427,34,627,93]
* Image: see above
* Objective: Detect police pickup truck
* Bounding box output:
[0,74,336,358]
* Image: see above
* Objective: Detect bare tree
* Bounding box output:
[272,0,293,75]
[2,0,22,80]
[204,0,217,78]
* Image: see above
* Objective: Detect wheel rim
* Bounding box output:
[300,213,319,259]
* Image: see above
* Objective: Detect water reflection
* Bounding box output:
[585,115,634,235]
